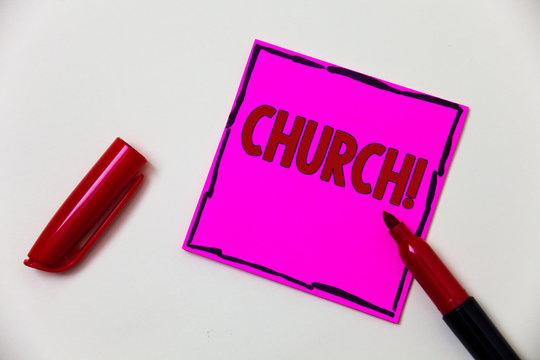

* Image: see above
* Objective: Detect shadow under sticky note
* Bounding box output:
[183,40,468,322]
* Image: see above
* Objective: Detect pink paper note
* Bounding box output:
[183,40,468,322]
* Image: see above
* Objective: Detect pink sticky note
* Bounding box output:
[183,40,468,322]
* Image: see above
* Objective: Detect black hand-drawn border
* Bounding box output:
[186,44,465,319]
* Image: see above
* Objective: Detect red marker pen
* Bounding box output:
[383,211,519,360]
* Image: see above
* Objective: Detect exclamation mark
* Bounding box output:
[402,158,428,209]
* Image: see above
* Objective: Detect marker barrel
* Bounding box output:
[443,297,519,359]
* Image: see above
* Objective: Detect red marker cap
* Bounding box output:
[24,138,147,273]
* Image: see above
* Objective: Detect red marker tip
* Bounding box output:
[382,211,399,230]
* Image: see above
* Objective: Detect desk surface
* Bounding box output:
[1,1,539,359]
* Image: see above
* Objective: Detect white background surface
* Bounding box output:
[1,1,539,359]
